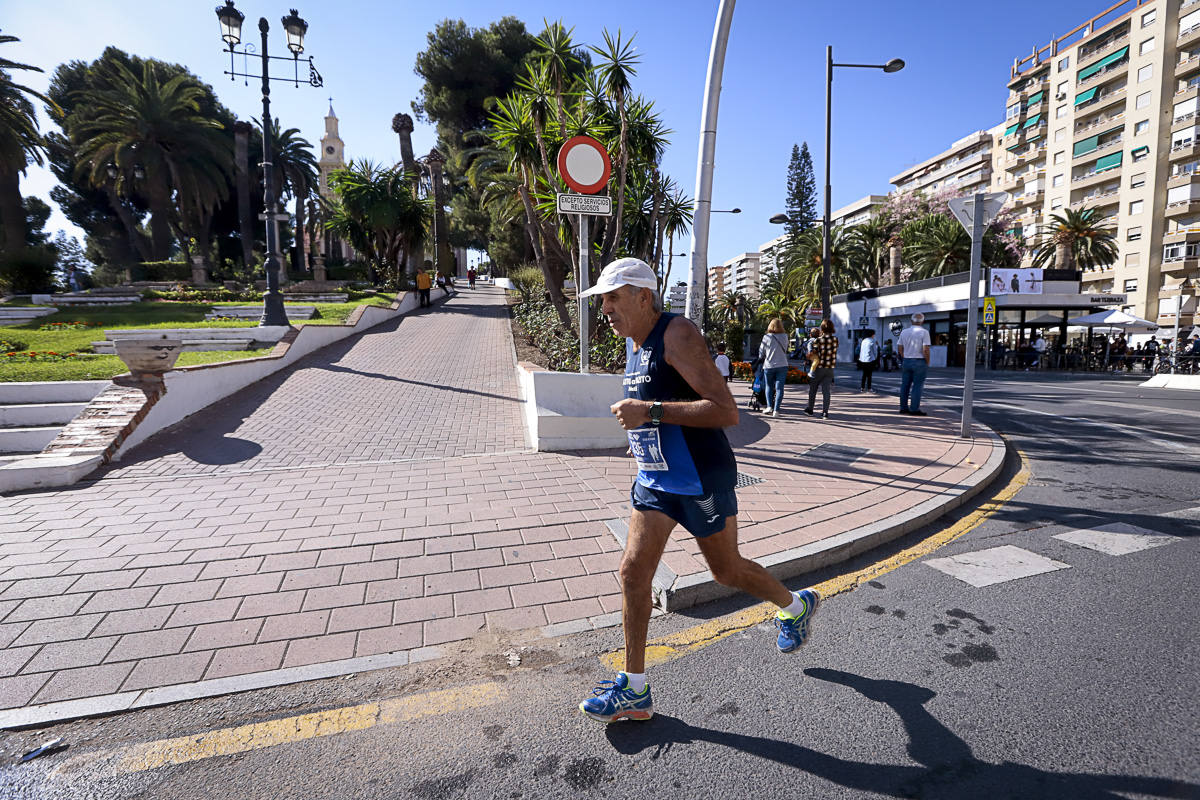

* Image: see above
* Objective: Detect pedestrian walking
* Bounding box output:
[1033,333,1047,368]
[759,319,791,417]
[803,319,838,418]
[467,268,476,289]
[898,312,931,416]
[575,257,820,723]
[415,269,432,307]
[1144,336,1160,372]
[858,330,879,392]
[881,338,897,371]
[713,342,732,383]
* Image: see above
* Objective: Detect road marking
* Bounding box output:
[1163,505,1200,520]
[982,401,1196,454]
[1053,523,1181,556]
[923,545,1070,588]
[60,682,507,776]
[599,452,1031,672]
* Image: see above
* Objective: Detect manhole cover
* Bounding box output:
[804,444,869,465]
[735,471,764,489]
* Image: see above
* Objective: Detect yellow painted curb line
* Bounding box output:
[600,451,1030,672]
[72,682,507,775]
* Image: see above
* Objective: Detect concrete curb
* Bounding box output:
[652,425,1007,612]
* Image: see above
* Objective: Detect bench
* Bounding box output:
[205,306,316,320]
[90,326,290,355]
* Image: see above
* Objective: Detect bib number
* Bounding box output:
[628,428,668,472]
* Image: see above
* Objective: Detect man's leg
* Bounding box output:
[695,516,792,607]
[911,361,927,411]
[900,362,913,410]
[805,370,820,412]
[620,509,674,674]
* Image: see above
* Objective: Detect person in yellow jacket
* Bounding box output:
[415,270,432,307]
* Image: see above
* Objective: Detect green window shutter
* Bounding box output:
[1022,114,1042,129]
[1094,151,1124,172]
[1004,122,1020,136]
[1077,62,1104,81]
[1097,46,1130,70]
[1074,135,1100,156]
[1026,90,1044,106]
[1131,145,1150,157]
[1007,141,1024,152]
[1027,132,1043,144]
[1075,87,1099,105]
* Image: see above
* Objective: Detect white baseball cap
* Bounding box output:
[578,257,658,298]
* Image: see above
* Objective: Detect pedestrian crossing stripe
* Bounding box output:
[1053,523,1181,556]
[923,545,1069,587]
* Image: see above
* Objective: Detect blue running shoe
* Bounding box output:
[775,588,820,653]
[578,673,654,723]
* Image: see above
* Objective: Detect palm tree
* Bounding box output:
[324,160,428,288]
[776,225,858,305]
[591,30,639,263]
[533,20,579,136]
[714,290,743,324]
[0,33,57,259]
[260,117,317,276]
[72,59,231,260]
[902,214,971,280]
[1030,207,1118,271]
[848,217,892,288]
[756,295,800,329]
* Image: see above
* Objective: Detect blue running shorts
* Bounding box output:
[631,482,738,538]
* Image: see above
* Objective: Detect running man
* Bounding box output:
[575,258,820,723]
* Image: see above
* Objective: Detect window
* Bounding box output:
[1054,151,1065,165]
[1051,197,1063,210]
[1130,200,1144,214]
[1058,56,1070,71]
[1142,9,1156,27]
[1135,119,1149,135]
[1007,103,1020,120]
[1057,80,1069,96]
[1124,279,1139,293]
[1055,127,1067,142]
[1131,172,1146,188]
[1136,91,1152,109]
[1132,145,1150,162]
[1127,226,1142,241]
[1126,252,1141,268]
[1140,38,1155,56]
[1052,174,1064,187]
[1138,64,1153,82]
[1057,104,1068,118]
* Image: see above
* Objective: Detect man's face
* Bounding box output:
[599,285,647,338]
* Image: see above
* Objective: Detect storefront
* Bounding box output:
[831,270,1130,368]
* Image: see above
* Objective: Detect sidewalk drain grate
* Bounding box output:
[735,471,764,489]
[804,444,870,465]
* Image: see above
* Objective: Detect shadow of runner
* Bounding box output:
[601,669,1197,799]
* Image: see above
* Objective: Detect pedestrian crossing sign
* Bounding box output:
[983,296,996,326]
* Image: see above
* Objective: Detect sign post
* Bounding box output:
[556,136,612,374]
[948,191,1008,439]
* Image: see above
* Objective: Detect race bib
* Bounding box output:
[628,427,668,471]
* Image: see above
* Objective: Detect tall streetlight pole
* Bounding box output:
[216,2,324,328]
[822,47,904,321]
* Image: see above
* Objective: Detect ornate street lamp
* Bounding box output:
[215,1,324,328]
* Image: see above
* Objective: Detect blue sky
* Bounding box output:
[10,0,1121,283]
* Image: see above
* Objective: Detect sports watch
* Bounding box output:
[648,401,664,426]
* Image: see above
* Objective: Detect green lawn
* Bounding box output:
[0,295,398,381]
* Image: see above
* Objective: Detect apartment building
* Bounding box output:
[1000,0,1198,329]
[707,263,728,301]
[708,252,762,300]
[891,129,1000,196]
[666,281,688,310]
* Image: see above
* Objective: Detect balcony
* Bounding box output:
[1181,21,1200,50]
[1170,141,1200,161]
[1072,166,1123,190]
[1016,145,1047,165]
[1163,226,1200,244]
[1160,257,1200,272]
[1175,84,1200,106]
[1168,171,1200,189]
[1077,57,1130,89]
[1078,29,1129,64]
[1171,111,1199,132]
[1076,86,1127,114]
[1008,72,1049,94]
[1012,189,1044,209]
[1075,186,1121,206]
[1175,54,1200,79]
[1080,267,1115,282]
[1074,112,1124,139]
[1166,198,1200,218]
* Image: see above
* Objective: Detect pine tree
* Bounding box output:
[785,142,818,240]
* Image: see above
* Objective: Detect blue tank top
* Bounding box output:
[623,313,737,495]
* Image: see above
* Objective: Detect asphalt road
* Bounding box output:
[3,371,1197,800]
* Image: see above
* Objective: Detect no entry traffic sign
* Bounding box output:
[557,136,611,195]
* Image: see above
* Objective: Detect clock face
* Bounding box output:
[325,146,335,154]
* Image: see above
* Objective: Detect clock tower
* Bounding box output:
[318,101,344,201]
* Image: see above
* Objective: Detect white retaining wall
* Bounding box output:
[517,363,626,451]
[0,381,109,404]
[1140,373,1200,390]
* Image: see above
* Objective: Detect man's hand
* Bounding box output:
[611,398,650,430]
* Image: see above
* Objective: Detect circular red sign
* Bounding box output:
[557,136,611,195]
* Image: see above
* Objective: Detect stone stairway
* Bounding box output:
[0,381,109,457]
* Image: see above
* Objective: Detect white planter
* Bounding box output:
[114,337,183,375]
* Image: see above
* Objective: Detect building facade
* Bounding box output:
[316,104,353,262]
[1000,0,1197,330]
[666,281,688,310]
[891,129,1000,197]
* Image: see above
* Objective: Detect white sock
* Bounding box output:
[781,592,807,617]
[623,671,647,693]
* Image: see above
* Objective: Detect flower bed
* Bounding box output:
[731,361,809,383]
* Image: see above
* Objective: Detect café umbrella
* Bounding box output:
[1066,309,1158,369]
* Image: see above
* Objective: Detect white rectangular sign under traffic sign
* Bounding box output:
[557,193,612,216]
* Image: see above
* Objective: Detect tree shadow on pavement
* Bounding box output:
[604,668,1197,799]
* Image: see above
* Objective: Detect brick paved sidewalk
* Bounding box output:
[0,294,1002,725]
